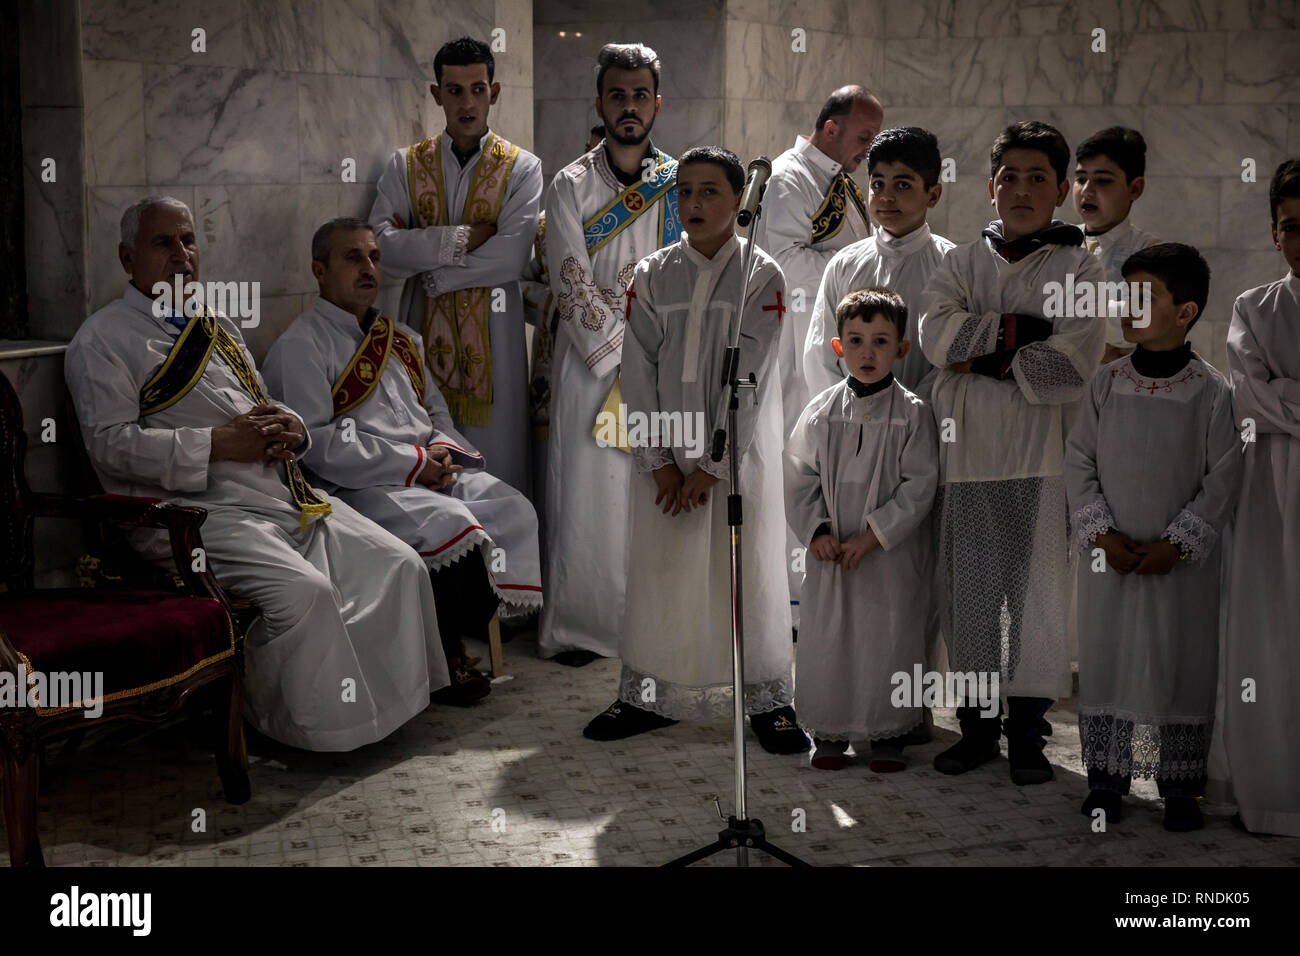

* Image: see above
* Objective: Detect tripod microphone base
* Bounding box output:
[663,816,811,868]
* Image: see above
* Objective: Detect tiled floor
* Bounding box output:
[5,635,1298,867]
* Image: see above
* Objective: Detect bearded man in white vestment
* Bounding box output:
[368,36,542,498]
[752,85,882,632]
[539,42,682,666]
[64,197,449,752]
[263,219,545,707]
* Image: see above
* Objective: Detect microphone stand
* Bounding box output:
[664,188,809,868]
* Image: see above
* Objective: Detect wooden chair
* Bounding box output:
[0,371,250,866]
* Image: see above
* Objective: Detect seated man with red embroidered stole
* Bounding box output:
[64,196,451,752]
[263,219,543,706]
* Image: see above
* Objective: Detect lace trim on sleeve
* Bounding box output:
[1071,495,1114,553]
[632,445,674,473]
[445,224,469,266]
[697,451,729,481]
[946,315,998,363]
[1164,508,1217,567]
[1012,343,1086,404]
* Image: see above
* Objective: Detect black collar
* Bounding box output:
[1130,343,1193,378]
[846,372,893,397]
[605,141,656,187]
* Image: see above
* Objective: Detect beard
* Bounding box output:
[604,112,654,147]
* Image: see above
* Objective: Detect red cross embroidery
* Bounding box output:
[762,290,786,325]
[624,282,636,321]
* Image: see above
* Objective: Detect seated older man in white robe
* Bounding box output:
[263,219,543,705]
[64,197,449,752]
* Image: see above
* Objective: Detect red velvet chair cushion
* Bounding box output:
[0,589,234,711]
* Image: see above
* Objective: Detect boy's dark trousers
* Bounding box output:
[956,696,1054,745]
[428,554,500,659]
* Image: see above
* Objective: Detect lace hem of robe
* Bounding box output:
[799,713,923,744]
[1071,495,1115,553]
[617,664,793,721]
[1164,508,1217,566]
[1078,708,1213,780]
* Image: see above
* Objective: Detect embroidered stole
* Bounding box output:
[139,311,332,528]
[582,150,681,255]
[330,316,427,418]
[811,171,868,245]
[407,132,519,426]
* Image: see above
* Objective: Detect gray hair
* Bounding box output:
[311,217,373,263]
[120,195,193,247]
[596,42,661,96]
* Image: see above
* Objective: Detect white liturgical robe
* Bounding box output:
[261,297,542,610]
[64,284,449,752]
[785,377,938,741]
[539,143,678,659]
[617,236,792,718]
[804,223,955,399]
[1081,217,1159,350]
[369,128,543,496]
[1222,272,1300,836]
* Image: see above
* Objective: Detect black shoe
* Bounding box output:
[431,657,492,707]
[933,734,1000,774]
[582,700,677,741]
[1006,733,1053,785]
[553,649,601,667]
[750,706,811,755]
[1081,788,1123,823]
[1163,796,1204,832]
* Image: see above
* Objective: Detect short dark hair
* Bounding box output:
[814,85,876,136]
[596,43,661,96]
[991,120,1071,184]
[1075,126,1147,181]
[434,36,494,85]
[312,217,373,264]
[678,146,745,194]
[1269,158,1300,225]
[835,287,907,340]
[1121,242,1211,330]
[590,124,605,137]
[867,127,942,190]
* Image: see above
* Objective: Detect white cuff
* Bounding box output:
[1071,495,1115,553]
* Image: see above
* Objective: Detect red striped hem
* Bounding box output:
[494,583,543,592]
[418,524,485,557]
[430,440,482,459]
[405,444,424,487]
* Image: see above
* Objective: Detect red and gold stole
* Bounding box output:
[406,132,520,426]
[331,316,427,418]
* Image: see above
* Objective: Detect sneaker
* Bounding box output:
[431,657,492,707]
[553,649,601,667]
[810,738,847,771]
[1081,788,1123,823]
[933,734,1000,775]
[750,706,812,755]
[1163,796,1204,832]
[582,700,677,741]
[868,743,906,774]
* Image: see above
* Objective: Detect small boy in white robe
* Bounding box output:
[582,147,806,754]
[1072,127,1159,363]
[919,121,1106,785]
[1065,243,1241,832]
[1222,158,1300,837]
[786,288,938,772]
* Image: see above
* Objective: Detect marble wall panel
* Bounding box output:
[495,0,536,88]
[240,294,309,365]
[298,74,424,184]
[1224,30,1300,102]
[1217,179,1277,250]
[82,0,247,68]
[1141,104,1288,178]
[1111,31,1225,105]
[375,0,497,80]
[83,60,147,187]
[318,0,383,76]
[1131,176,1219,244]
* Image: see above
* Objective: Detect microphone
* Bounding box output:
[735,156,772,228]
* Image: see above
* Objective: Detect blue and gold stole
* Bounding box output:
[583,149,681,255]
[139,310,332,529]
[811,171,868,245]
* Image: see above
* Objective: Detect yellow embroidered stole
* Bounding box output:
[811,171,868,245]
[139,311,332,529]
[407,132,520,426]
[331,316,426,418]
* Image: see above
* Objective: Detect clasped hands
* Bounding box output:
[1094,531,1180,575]
[651,463,720,516]
[417,445,462,491]
[810,528,880,570]
[211,403,305,465]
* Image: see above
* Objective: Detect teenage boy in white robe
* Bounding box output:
[369,37,542,497]
[65,197,450,752]
[540,43,681,667]
[1222,158,1300,837]
[582,148,806,755]
[786,288,938,772]
[804,127,954,401]
[919,121,1106,785]
[1066,243,1240,832]
[1072,127,1159,364]
[754,86,882,634]
[264,219,544,707]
